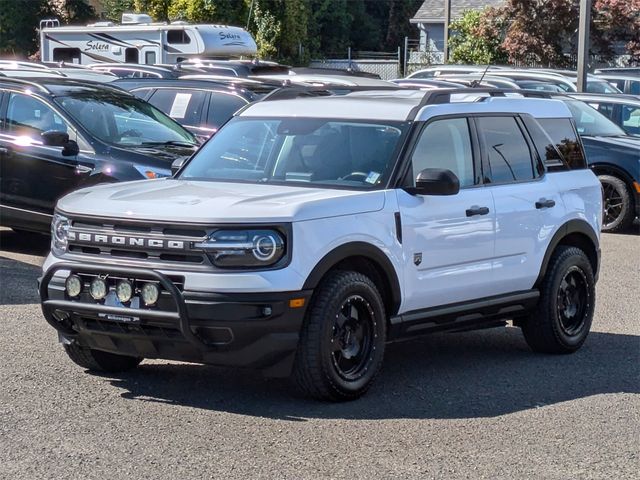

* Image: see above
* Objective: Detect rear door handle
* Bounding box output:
[466,206,490,217]
[535,198,556,209]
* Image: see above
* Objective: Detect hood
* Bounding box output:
[57,179,386,223]
[581,135,640,150]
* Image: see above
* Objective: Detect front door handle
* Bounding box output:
[0,146,9,154]
[535,198,556,209]
[466,206,490,217]
[75,164,92,174]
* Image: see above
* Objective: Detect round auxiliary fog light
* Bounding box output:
[89,277,108,301]
[116,280,133,303]
[140,282,160,306]
[65,274,82,298]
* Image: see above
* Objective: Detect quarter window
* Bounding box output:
[477,116,535,183]
[537,118,587,170]
[410,118,475,188]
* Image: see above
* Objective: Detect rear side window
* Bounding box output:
[622,105,640,135]
[476,116,536,183]
[148,89,206,125]
[206,93,248,129]
[537,118,587,170]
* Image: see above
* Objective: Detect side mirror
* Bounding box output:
[405,168,460,196]
[171,157,187,176]
[41,130,79,157]
[41,130,69,147]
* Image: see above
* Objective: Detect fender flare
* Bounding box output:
[535,218,600,286]
[302,242,402,314]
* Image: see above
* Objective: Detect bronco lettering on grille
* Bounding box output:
[68,231,186,250]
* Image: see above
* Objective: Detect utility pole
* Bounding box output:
[576,0,591,92]
[443,0,451,64]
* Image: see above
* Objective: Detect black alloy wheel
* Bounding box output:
[556,266,590,336]
[330,295,376,381]
[599,174,633,232]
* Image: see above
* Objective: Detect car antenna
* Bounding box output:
[471,64,491,88]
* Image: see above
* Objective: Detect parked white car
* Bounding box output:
[40,88,602,401]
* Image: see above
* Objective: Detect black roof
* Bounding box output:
[113,78,256,99]
[0,76,133,97]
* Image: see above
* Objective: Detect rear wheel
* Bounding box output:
[599,174,633,232]
[522,246,595,353]
[63,343,142,372]
[292,271,386,401]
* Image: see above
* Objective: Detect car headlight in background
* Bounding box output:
[195,229,286,268]
[133,165,172,179]
[51,213,70,256]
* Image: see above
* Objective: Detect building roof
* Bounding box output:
[411,0,505,23]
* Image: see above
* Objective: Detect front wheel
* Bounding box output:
[292,271,386,401]
[522,246,595,354]
[63,343,142,372]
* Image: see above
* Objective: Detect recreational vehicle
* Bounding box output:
[39,14,257,65]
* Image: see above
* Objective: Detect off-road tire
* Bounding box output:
[293,270,386,401]
[63,343,142,372]
[522,246,595,354]
[599,174,633,233]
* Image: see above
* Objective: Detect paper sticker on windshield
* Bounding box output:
[365,172,381,184]
[169,93,192,119]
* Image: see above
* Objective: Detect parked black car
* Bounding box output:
[114,79,256,139]
[0,77,198,233]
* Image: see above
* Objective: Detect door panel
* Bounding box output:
[398,117,496,312]
[475,115,563,294]
[398,189,496,311]
[0,93,91,215]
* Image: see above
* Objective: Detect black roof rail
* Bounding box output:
[0,76,50,93]
[260,84,404,103]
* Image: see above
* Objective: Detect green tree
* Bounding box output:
[0,0,53,56]
[449,8,508,65]
[252,0,280,58]
[102,0,135,21]
[133,0,171,21]
[59,0,97,23]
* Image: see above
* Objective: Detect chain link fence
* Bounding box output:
[309,48,402,80]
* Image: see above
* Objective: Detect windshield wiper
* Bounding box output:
[142,140,197,148]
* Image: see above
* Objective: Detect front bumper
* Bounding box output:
[39,263,312,377]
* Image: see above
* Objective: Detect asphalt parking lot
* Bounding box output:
[0,227,638,480]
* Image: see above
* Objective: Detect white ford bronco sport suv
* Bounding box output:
[40,88,602,401]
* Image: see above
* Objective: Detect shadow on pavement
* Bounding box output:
[106,328,640,421]
[0,230,48,305]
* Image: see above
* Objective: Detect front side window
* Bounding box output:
[477,116,535,183]
[561,99,625,137]
[55,91,196,147]
[180,117,408,189]
[4,93,69,138]
[410,118,475,188]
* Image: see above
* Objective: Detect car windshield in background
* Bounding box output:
[55,92,197,147]
[562,99,626,137]
[180,117,408,189]
[586,80,621,94]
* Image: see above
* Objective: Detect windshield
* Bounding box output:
[586,80,621,94]
[562,99,626,137]
[55,92,197,147]
[179,117,408,189]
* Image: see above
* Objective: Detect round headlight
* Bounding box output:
[140,282,160,306]
[89,277,108,300]
[65,274,82,298]
[116,280,133,303]
[51,214,70,256]
[252,234,278,261]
